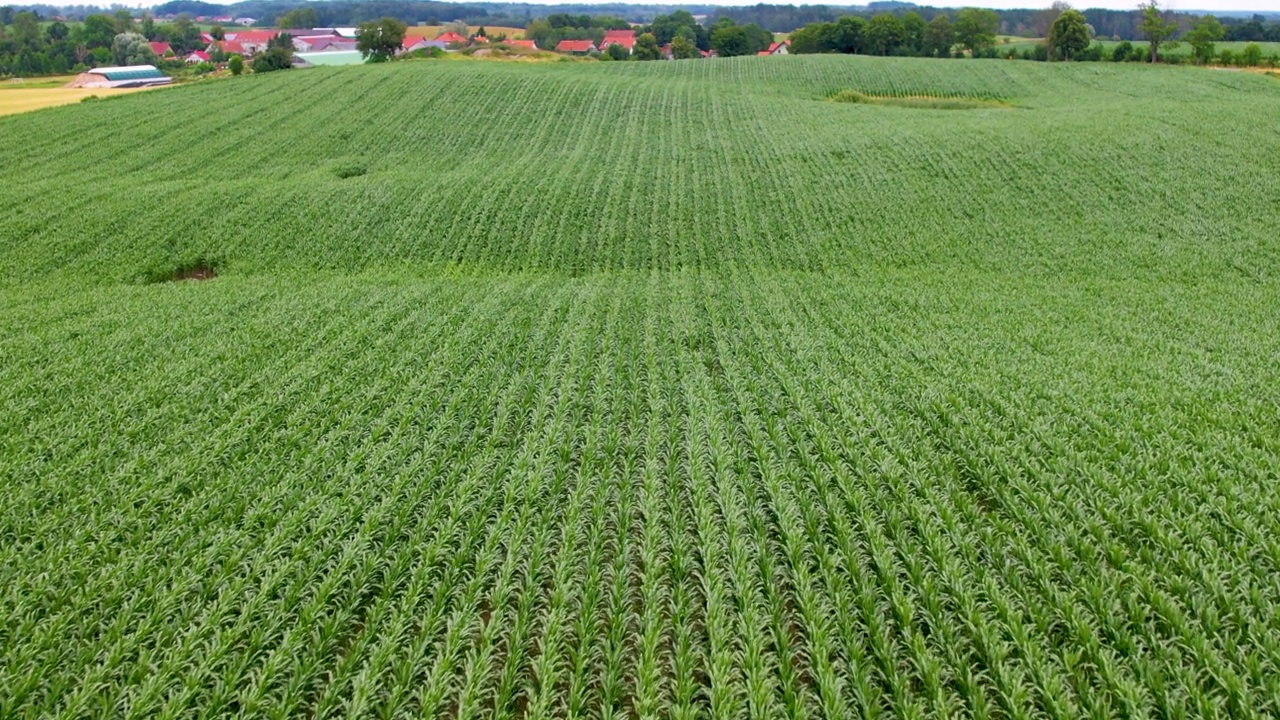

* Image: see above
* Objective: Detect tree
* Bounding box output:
[650,11,703,46]
[268,32,294,51]
[604,41,629,60]
[1184,15,1223,65]
[924,14,955,57]
[1138,1,1178,63]
[1111,40,1133,61]
[834,16,865,54]
[111,32,157,65]
[253,48,292,72]
[210,25,226,41]
[228,54,243,75]
[277,8,318,30]
[711,25,750,56]
[140,14,155,40]
[1033,1,1073,38]
[12,11,40,51]
[954,8,999,55]
[789,22,836,54]
[901,12,926,55]
[112,9,134,35]
[47,20,69,43]
[864,14,904,56]
[671,34,698,59]
[78,15,118,50]
[1048,9,1091,60]
[356,17,407,62]
[633,32,662,60]
[170,15,201,54]
[475,26,487,38]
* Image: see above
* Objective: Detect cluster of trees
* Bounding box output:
[0,4,376,77]
[706,17,774,57]
[789,8,999,58]
[0,8,210,75]
[523,13,631,51]
[1221,14,1280,42]
[786,2,1278,67]
[1028,3,1276,66]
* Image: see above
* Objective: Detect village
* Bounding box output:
[175,27,788,65]
[137,25,787,70]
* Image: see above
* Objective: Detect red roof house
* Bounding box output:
[211,40,248,55]
[185,50,210,63]
[757,41,789,56]
[506,39,538,50]
[435,31,468,44]
[556,39,597,53]
[149,42,172,57]
[600,29,636,53]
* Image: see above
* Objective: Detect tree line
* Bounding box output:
[785,2,1280,66]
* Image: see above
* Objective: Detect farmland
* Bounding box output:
[2,56,1280,717]
[0,85,154,116]
[407,25,526,39]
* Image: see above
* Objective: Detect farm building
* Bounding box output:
[506,39,538,50]
[757,41,789,56]
[69,65,172,89]
[556,40,597,54]
[149,42,172,57]
[184,50,210,64]
[435,31,469,45]
[401,37,450,53]
[208,40,249,56]
[600,30,636,54]
[293,36,357,52]
[293,50,365,67]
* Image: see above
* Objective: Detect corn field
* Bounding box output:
[2,56,1280,718]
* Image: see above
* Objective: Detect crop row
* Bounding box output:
[3,268,1278,717]
[0,57,1277,284]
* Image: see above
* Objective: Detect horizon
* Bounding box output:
[45,0,1280,15]
[81,0,1280,14]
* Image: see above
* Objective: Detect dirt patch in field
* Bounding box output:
[829,89,1013,110]
[332,163,367,179]
[144,260,218,284]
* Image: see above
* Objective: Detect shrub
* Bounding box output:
[1242,43,1263,67]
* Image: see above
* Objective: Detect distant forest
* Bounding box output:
[6,1,1280,38]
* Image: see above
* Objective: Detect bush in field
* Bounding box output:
[1242,43,1264,67]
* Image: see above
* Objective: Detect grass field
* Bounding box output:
[2,56,1280,717]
